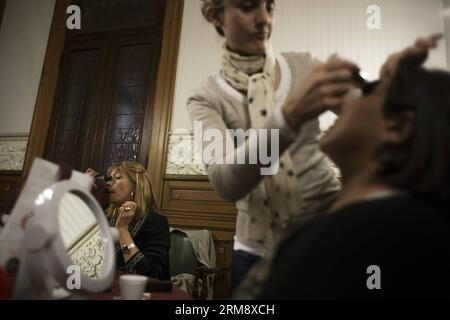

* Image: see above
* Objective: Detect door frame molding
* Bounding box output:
[146,0,183,210]
[23,0,184,211]
[0,0,6,30]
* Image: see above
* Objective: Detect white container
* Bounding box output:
[119,274,148,300]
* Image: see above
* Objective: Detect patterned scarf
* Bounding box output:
[221,43,304,247]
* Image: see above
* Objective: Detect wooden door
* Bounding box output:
[45,29,162,174]
[95,32,161,173]
[44,0,164,174]
[45,37,107,171]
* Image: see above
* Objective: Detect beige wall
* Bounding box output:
[445,0,450,69]
[171,0,448,132]
[0,0,55,135]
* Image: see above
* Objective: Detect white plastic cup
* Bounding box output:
[119,274,148,300]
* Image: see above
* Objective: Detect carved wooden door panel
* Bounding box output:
[95,33,160,173]
[44,0,164,174]
[45,39,107,171]
[45,30,161,174]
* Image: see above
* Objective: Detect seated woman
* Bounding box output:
[256,41,450,299]
[89,161,170,280]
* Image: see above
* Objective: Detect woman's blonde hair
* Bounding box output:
[201,0,226,36]
[105,161,153,225]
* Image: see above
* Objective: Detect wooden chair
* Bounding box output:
[169,229,227,299]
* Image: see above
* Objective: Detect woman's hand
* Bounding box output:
[380,33,443,81]
[116,201,137,231]
[282,58,359,130]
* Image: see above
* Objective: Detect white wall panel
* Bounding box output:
[0,0,55,135]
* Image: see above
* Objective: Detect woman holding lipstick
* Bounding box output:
[87,161,170,280]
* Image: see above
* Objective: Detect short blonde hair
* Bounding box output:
[201,0,226,36]
[106,161,153,225]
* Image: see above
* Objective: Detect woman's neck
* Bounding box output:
[226,43,260,57]
[225,61,281,93]
[330,171,397,213]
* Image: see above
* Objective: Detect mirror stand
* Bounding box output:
[0,158,116,300]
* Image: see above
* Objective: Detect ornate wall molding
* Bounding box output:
[0,134,28,171]
[165,130,342,178]
[166,131,206,175]
[69,226,105,279]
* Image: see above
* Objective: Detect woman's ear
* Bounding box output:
[205,6,221,22]
[205,7,224,29]
[381,111,415,145]
[214,16,225,34]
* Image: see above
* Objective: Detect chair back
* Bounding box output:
[169,230,197,277]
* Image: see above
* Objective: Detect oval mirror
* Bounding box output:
[59,192,106,280]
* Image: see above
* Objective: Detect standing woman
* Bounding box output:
[188,0,359,291]
[104,161,170,280]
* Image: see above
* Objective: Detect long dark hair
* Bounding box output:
[377,54,450,201]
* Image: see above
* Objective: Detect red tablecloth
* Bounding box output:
[91,274,192,300]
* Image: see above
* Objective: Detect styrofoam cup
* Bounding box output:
[119,274,148,300]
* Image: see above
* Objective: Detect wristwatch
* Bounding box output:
[122,243,136,254]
